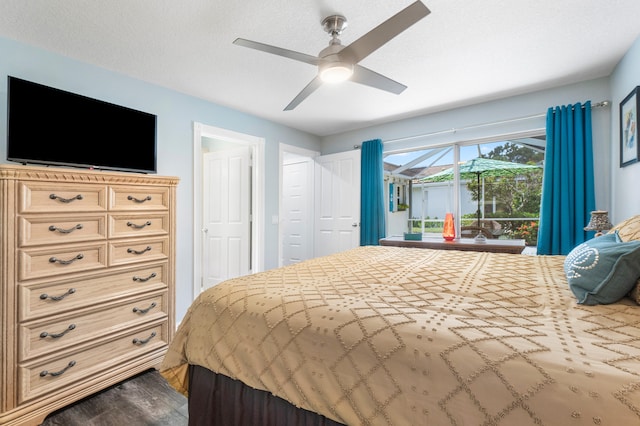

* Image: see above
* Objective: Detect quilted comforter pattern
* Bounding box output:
[161,246,640,425]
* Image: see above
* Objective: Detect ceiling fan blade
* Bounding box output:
[339,1,430,64]
[233,38,321,66]
[284,76,323,111]
[351,65,407,94]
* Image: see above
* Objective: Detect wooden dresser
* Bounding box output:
[0,165,178,426]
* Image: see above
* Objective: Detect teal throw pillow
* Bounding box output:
[564,231,640,305]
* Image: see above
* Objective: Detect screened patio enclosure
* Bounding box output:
[383,137,545,244]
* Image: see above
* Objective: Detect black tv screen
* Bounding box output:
[7,76,157,173]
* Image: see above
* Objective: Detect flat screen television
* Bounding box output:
[6,76,157,173]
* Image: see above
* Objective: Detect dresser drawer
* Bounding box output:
[19,291,168,362]
[19,182,107,213]
[19,242,107,281]
[109,237,169,266]
[18,214,107,247]
[18,321,168,403]
[108,213,169,238]
[109,185,170,211]
[20,262,168,321]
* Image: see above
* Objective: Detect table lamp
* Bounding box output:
[584,210,613,237]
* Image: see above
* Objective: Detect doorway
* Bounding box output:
[193,122,265,298]
[279,146,361,265]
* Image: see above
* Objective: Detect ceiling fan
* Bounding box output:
[233,1,431,111]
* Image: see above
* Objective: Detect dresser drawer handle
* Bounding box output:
[127,221,152,229]
[127,246,152,255]
[49,193,83,203]
[132,332,157,345]
[133,302,157,314]
[132,272,157,282]
[40,288,76,301]
[49,224,83,234]
[40,324,76,339]
[127,195,152,203]
[49,253,84,264]
[40,361,76,377]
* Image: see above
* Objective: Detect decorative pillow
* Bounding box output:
[564,231,640,305]
[609,215,640,242]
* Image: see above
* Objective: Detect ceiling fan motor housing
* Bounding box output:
[322,15,348,36]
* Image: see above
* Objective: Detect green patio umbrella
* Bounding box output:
[420,157,541,238]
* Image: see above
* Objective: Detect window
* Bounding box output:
[384,136,544,245]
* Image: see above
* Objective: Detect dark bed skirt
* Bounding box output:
[188,364,346,426]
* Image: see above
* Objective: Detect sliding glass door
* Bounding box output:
[384,136,544,245]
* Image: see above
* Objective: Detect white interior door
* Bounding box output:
[202,147,251,289]
[314,150,361,257]
[282,155,314,265]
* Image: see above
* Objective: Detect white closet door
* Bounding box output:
[314,150,361,257]
[202,147,251,289]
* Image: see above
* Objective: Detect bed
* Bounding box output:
[161,218,640,425]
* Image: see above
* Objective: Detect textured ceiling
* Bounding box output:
[1,0,639,136]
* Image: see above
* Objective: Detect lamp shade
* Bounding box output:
[443,213,455,241]
[584,210,613,236]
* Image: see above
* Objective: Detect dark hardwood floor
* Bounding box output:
[41,369,188,426]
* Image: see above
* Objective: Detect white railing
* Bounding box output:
[408,217,539,241]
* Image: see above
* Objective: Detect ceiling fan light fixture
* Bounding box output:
[319,62,353,83]
[234,2,430,109]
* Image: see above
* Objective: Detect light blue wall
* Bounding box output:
[0,36,322,321]
[611,36,640,223]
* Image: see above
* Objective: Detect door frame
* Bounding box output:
[193,122,265,300]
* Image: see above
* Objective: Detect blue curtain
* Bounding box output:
[537,101,595,255]
[360,139,386,245]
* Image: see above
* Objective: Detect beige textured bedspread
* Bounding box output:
[161,246,640,425]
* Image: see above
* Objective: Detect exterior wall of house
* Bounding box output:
[411,181,477,222]
[387,209,410,236]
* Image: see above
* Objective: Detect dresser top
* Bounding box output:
[0,164,179,186]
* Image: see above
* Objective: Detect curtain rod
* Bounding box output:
[554,100,610,110]
[383,100,610,145]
